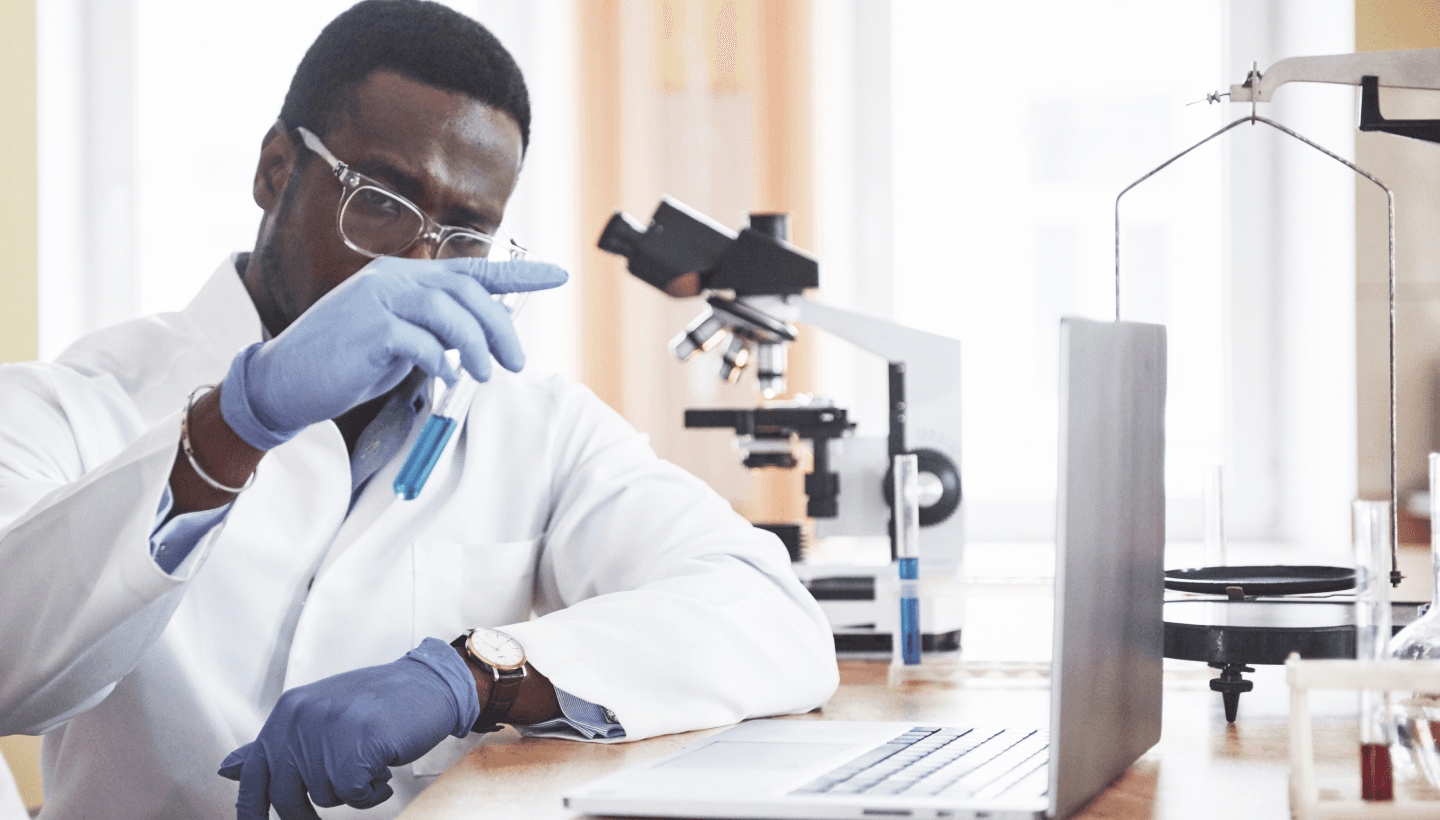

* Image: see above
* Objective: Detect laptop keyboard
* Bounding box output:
[789,727,1050,800]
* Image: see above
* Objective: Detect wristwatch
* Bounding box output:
[451,628,528,733]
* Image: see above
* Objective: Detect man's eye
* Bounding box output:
[353,187,406,218]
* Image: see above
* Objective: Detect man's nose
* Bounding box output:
[397,229,443,261]
[398,239,438,261]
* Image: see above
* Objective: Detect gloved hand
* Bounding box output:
[221,256,568,450]
[218,637,481,820]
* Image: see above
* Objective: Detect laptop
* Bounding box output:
[562,318,1167,820]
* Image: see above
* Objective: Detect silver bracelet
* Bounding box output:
[181,384,256,494]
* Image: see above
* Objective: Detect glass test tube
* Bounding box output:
[1354,499,1395,801]
[394,292,528,500]
[1203,464,1227,567]
[894,454,922,666]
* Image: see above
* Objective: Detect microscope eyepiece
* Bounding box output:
[597,212,646,259]
[745,212,790,242]
[594,198,734,296]
[595,197,812,396]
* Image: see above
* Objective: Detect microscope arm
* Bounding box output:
[784,296,966,558]
[794,298,962,404]
[1229,48,1440,102]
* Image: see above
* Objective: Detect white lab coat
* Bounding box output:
[0,754,27,820]
[0,257,838,820]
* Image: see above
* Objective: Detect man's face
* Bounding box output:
[250,69,524,333]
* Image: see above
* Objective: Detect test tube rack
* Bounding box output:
[1288,654,1440,818]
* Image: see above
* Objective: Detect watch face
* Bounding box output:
[468,628,526,671]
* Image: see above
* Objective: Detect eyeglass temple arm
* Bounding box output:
[286,121,345,173]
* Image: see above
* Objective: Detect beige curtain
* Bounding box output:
[0,0,37,366]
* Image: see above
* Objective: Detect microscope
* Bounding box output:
[598,197,965,653]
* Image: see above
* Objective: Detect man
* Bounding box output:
[0,3,838,819]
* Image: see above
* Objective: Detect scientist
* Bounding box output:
[0,2,838,818]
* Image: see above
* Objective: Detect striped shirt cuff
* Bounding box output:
[519,687,626,740]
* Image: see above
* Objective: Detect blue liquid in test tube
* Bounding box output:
[894,453,922,666]
[394,415,460,500]
[394,292,527,500]
[899,557,921,665]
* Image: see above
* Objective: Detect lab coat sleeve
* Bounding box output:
[500,385,840,743]
[0,363,220,735]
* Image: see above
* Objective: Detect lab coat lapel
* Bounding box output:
[284,399,469,685]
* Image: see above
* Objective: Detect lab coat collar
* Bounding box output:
[182,253,267,360]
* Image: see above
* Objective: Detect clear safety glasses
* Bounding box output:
[293,125,527,262]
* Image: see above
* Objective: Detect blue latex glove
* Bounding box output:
[218,637,481,820]
[221,256,568,450]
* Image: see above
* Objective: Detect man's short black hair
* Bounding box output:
[279,0,530,153]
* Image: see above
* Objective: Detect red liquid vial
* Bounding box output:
[1360,743,1393,801]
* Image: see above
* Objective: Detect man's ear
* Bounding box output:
[254,122,298,212]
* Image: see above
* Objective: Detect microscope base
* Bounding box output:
[830,630,961,656]
[792,562,965,657]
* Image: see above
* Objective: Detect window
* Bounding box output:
[814,0,1358,552]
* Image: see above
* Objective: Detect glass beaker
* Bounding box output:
[1391,453,1440,788]
[1355,499,1394,801]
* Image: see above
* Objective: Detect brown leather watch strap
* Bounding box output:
[477,666,524,731]
[451,633,527,733]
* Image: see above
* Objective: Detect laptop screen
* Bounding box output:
[1048,317,1167,819]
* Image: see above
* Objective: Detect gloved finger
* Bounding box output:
[455,286,525,374]
[265,754,324,820]
[217,742,254,780]
[387,289,516,380]
[414,276,514,380]
[377,316,465,386]
[294,744,342,809]
[444,257,569,294]
[386,282,499,378]
[408,265,523,329]
[234,744,276,820]
[301,772,343,809]
[334,764,395,810]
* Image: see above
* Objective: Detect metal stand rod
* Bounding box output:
[1115,114,1399,584]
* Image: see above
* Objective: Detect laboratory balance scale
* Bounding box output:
[1137,48,1440,721]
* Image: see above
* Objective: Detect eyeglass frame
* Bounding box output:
[288,121,527,261]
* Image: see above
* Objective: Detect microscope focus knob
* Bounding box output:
[883,448,962,526]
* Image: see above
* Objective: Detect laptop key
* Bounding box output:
[826,783,869,794]
[972,753,1050,801]
[788,727,981,798]
[893,731,1030,796]
[868,784,912,797]
[940,732,1049,798]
